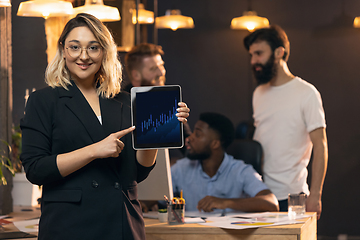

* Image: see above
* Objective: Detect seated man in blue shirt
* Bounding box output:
[171,112,279,213]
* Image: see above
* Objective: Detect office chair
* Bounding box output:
[235,121,255,140]
[226,139,263,175]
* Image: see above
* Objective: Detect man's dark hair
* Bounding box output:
[124,43,164,77]
[199,112,235,149]
[243,25,290,61]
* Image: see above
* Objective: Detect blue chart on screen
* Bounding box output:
[136,90,180,144]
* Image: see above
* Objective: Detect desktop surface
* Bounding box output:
[144,212,317,240]
[2,207,316,240]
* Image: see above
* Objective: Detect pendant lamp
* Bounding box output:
[156,9,194,31]
[73,0,120,22]
[354,16,360,28]
[231,10,269,32]
[131,3,154,24]
[17,0,73,19]
[0,0,11,7]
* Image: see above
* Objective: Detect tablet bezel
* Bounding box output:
[131,85,184,150]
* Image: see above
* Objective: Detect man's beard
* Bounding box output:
[140,76,166,87]
[140,79,153,86]
[252,53,277,85]
[186,147,211,161]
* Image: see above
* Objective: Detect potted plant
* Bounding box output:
[10,125,22,173]
[0,125,23,184]
[0,138,15,214]
[1,126,42,207]
[0,140,15,185]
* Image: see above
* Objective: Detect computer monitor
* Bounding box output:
[137,149,174,200]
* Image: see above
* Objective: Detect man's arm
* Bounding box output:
[307,127,328,220]
[197,189,279,212]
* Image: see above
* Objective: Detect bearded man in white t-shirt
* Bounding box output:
[243,25,328,220]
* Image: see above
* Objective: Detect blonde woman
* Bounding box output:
[20,13,189,240]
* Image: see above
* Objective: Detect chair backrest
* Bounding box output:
[226,139,263,175]
[235,121,255,140]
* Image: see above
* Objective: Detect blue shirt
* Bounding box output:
[171,153,269,212]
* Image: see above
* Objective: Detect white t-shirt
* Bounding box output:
[253,77,326,200]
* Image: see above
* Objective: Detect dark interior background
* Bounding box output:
[11,0,360,237]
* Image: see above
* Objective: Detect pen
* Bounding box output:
[178,190,185,204]
[171,207,182,223]
[235,216,262,221]
[164,195,169,204]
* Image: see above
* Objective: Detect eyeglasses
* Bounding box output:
[65,44,102,59]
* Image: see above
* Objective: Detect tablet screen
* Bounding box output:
[131,85,184,150]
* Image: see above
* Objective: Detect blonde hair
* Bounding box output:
[45,13,122,98]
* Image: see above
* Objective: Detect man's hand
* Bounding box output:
[197,196,227,212]
[140,200,159,213]
[306,194,322,220]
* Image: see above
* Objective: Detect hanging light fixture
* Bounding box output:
[17,0,73,19]
[353,16,360,28]
[156,9,194,31]
[230,0,269,32]
[0,0,11,7]
[131,3,154,24]
[231,11,269,32]
[73,0,120,22]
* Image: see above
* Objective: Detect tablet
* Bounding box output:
[131,85,184,150]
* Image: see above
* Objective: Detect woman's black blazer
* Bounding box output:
[20,83,154,240]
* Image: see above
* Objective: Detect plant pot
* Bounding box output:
[11,172,42,206]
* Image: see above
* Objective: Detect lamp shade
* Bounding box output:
[354,16,360,28]
[156,9,194,31]
[131,3,154,24]
[231,11,269,32]
[0,0,11,7]
[74,0,120,22]
[17,0,73,18]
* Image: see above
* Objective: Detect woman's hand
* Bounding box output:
[176,102,190,123]
[56,126,135,177]
[92,126,135,159]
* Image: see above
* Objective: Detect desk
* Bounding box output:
[1,207,316,240]
[144,213,317,240]
[0,206,40,239]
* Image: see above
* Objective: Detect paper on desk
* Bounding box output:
[13,219,39,233]
[142,211,159,219]
[185,210,224,218]
[199,212,309,230]
[232,212,312,222]
[185,217,206,223]
[185,210,245,218]
[200,219,303,229]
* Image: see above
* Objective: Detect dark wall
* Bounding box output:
[152,0,360,237]
[12,0,48,125]
[11,0,360,237]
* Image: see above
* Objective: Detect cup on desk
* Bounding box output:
[288,193,306,219]
[167,203,185,225]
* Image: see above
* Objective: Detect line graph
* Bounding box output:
[141,99,177,133]
[136,90,181,144]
